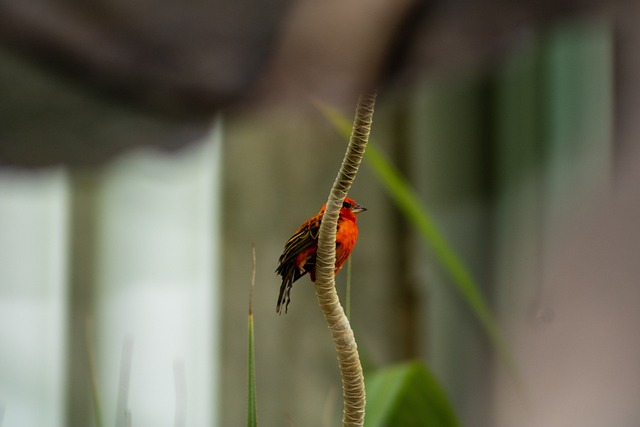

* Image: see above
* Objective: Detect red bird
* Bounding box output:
[276,197,366,314]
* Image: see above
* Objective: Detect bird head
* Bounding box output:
[342,198,366,213]
[340,197,366,221]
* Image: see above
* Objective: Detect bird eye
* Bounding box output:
[343,201,352,209]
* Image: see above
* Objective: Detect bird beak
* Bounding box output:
[352,203,367,214]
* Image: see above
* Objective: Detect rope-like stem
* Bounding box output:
[315,91,376,427]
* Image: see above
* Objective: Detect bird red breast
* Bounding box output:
[276,197,366,314]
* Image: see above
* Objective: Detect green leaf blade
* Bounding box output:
[247,311,257,427]
[365,362,458,427]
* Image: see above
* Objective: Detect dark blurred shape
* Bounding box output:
[0,0,632,166]
[0,0,290,166]
[0,0,289,115]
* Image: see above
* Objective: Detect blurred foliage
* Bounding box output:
[365,361,458,427]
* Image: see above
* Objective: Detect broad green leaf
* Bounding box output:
[365,361,458,427]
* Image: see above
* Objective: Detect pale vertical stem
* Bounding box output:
[314,91,376,427]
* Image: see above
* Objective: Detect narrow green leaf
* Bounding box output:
[85,318,104,427]
[247,312,257,427]
[345,256,352,320]
[316,100,518,379]
[247,244,258,427]
[365,361,458,427]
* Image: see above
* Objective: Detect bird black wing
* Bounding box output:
[275,217,320,314]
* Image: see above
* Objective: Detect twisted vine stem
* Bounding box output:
[315,91,377,427]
